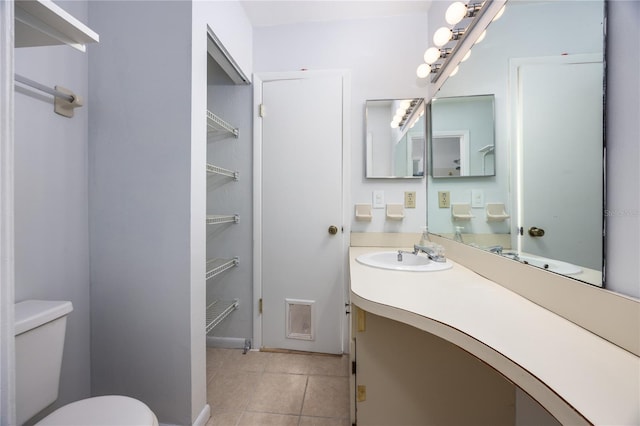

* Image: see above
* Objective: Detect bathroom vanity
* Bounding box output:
[348,236,639,425]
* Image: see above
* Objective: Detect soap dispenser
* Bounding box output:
[419,226,430,246]
[454,226,464,243]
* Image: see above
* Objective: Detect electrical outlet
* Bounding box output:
[404,191,416,208]
[438,191,450,208]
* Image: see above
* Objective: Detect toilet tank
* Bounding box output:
[14,300,73,426]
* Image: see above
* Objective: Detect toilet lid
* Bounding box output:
[36,395,158,426]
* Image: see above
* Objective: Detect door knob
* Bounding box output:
[528,227,545,237]
[328,225,339,235]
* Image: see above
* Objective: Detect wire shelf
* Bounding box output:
[206,257,239,280]
[207,110,239,138]
[205,299,239,333]
[207,215,239,225]
[206,163,239,181]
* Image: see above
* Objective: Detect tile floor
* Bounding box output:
[206,348,351,426]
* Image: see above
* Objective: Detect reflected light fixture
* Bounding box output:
[475,30,487,44]
[390,99,421,129]
[493,5,506,21]
[417,0,498,82]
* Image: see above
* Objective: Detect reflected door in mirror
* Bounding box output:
[518,56,603,278]
[430,95,495,178]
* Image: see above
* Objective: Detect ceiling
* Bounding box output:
[240,1,432,27]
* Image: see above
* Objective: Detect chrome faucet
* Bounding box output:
[502,251,521,261]
[413,244,447,263]
[487,245,503,255]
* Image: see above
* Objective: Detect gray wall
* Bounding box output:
[606,0,640,298]
[13,0,91,421]
[88,2,197,424]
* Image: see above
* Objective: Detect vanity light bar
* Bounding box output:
[416,0,507,87]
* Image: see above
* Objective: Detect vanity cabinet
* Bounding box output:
[350,306,515,425]
[205,109,240,333]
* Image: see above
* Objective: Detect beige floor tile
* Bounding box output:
[206,410,242,426]
[207,347,232,370]
[264,352,313,375]
[301,376,349,419]
[207,369,262,412]
[299,416,351,426]
[221,349,271,373]
[306,355,349,377]
[247,373,308,415]
[237,411,299,426]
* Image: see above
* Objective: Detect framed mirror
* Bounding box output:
[427,0,605,287]
[365,98,425,178]
[431,94,495,178]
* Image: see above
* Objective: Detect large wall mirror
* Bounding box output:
[427,0,605,287]
[365,98,425,178]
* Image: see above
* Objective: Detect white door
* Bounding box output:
[517,58,603,270]
[255,71,346,354]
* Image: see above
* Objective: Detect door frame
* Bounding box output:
[0,2,16,424]
[252,70,351,352]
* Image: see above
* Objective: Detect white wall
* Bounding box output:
[253,14,431,234]
[88,2,199,424]
[198,1,253,83]
[13,0,91,420]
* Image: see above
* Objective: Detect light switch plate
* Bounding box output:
[438,191,450,208]
[404,191,416,208]
[373,190,385,208]
[471,189,484,208]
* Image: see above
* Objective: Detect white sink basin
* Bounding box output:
[518,255,582,275]
[356,251,453,272]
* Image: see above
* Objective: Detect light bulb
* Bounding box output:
[492,5,506,21]
[416,63,430,79]
[450,66,460,77]
[461,50,472,62]
[395,107,404,115]
[433,27,453,47]
[423,47,441,65]
[400,100,411,109]
[475,30,487,44]
[390,121,400,129]
[445,2,467,25]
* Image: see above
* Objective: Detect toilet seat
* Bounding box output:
[36,395,158,426]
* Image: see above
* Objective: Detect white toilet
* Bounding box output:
[14,300,159,426]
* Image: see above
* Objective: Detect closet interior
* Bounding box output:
[205,35,253,351]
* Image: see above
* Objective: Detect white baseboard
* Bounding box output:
[206,336,250,349]
[158,404,210,426]
[193,404,211,426]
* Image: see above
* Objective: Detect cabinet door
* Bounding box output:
[353,308,515,425]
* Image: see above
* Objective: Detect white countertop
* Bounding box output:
[349,246,640,426]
